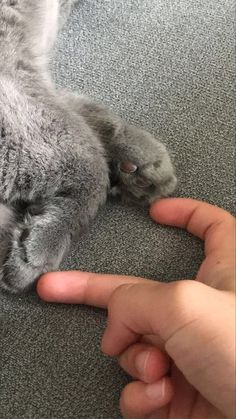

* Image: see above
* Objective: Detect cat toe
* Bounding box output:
[1,257,42,294]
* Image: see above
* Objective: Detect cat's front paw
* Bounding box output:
[1,217,71,294]
[109,125,177,205]
[1,231,44,294]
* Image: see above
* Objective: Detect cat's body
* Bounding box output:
[0,0,177,293]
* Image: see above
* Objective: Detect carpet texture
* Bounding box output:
[1,1,235,418]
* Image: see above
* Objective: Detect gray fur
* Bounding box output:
[0,0,176,293]
[0,203,14,275]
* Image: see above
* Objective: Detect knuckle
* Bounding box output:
[107,283,137,313]
[167,280,205,315]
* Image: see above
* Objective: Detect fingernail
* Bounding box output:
[145,380,165,401]
[135,351,150,376]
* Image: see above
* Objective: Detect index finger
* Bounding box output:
[37,271,151,308]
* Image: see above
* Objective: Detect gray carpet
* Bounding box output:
[1,1,235,418]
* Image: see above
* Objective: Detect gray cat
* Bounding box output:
[0,0,177,294]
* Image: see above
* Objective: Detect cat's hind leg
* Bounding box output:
[24,0,60,63]
[0,0,78,68]
[18,0,78,65]
[7,0,60,66]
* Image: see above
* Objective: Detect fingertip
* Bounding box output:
[101,331,117,357]
[149,198,182,223]
[118,343,170,384]
[37,271,88,304]
[149,199,165,222]
[144,349,170,383]
[37,273,57,302]
[150,197,213,228]
[120,377,174,417]
[145,377,174,406]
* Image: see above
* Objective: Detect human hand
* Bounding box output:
[37,198,236,419]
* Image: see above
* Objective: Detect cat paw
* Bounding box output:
[0,216,71,294]
[1,231,44,294]
[110,125,177,204]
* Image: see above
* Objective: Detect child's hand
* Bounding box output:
[38,198,235,419]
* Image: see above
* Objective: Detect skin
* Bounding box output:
[37,198,236,419]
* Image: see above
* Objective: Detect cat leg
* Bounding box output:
[1,190,107,294]
[1,140,109,294]
[0,1,58,71]
[15,0,78,65]
[21,0,60,64]
[59,92,177,203]
[3,0,60,66]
